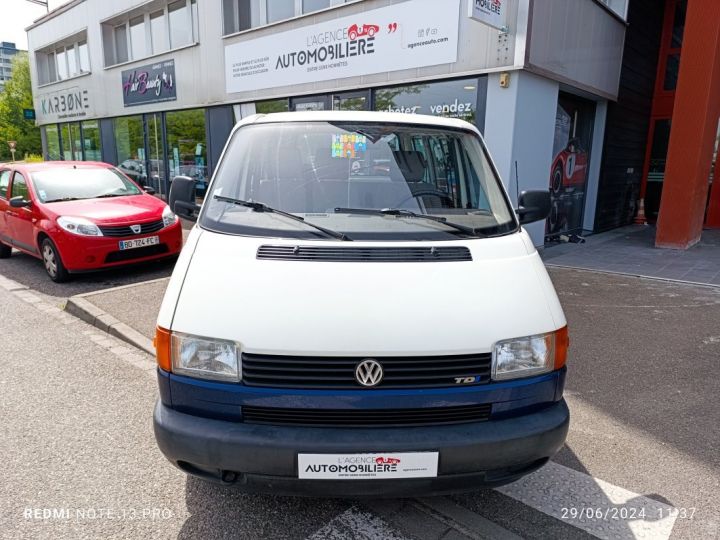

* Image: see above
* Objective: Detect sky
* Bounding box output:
[0,0,71,50]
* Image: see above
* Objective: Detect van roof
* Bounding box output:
[244,110,481,133]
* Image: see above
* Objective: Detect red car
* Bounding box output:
[550,138,588,193]
[0,162,183,282]
[348,24,380,41]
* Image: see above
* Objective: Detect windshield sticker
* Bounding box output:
[38,190,47,202]
[332,134,367,159]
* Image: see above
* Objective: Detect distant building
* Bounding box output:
[0,42,22,91]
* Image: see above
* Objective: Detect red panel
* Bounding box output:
[656,0,720,248]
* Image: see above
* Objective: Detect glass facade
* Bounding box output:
[374,78,480,123]
[166,108,207,196]
[115,116,146,185]
[81,121,101,161]
[146,113,166,195]
[45,125,61,160]
[256,99,289,114]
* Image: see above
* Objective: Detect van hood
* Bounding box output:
[166,229,565,356]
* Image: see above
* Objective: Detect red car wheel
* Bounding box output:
[551,164,563,194]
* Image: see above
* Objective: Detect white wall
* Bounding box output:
[527,0,625,100]
[483,70,559,246]
[27,0,525,126]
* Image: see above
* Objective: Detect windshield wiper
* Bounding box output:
[214,195,351,241]
[44,197,84,203]
[334,207,485,238]
[96,193,130,198]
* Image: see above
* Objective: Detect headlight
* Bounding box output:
[492,327,568,380]
[170,331,240,382]
[162,205,178,228]
[57,216,103,236]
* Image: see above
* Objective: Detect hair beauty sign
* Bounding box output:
[224,0,461,94]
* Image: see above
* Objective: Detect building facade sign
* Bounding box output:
[225,0,461,94]
[122,59,176,107]
[36,86,92,123]
[468,0,506,30]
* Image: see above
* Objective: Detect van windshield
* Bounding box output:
[201,121,518,241]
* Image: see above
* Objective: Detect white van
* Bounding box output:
[153,111,569,496]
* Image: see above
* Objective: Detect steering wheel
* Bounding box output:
[395,189,455,208]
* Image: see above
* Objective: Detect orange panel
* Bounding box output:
[656,0,720,248]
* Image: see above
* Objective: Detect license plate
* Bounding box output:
[298,452,438,480]
[118,236,159,250]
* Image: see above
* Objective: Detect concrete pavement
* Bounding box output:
[1,263,719,538]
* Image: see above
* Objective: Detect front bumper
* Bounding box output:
[153,398,569,497]
[53,221,183,271]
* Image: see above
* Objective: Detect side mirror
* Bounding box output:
[142,185,156,195]
[516,190,551,225]
[169,175,200,222]
[10,196,31,208]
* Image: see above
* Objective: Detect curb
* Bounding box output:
[544,263,720,289]
[64,281,167,356]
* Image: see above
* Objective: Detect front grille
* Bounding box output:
[99,219,165,237]
[241,352,492,389]
[242,404,492,427]
[104,244,168,263]
[257,245,472,262]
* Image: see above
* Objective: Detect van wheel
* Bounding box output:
[41,238,70,283]
[0,241,11,259]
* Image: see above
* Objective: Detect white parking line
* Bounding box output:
[496,461,677,540]
[307,507,409,540]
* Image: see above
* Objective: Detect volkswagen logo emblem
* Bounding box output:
[130,224,142,234]
[355,359,384,387]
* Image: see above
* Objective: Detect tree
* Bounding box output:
[0,54,42,161]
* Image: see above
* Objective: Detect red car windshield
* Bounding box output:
[31,168,142,203]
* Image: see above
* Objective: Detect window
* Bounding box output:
[149,11,167,54]
[56,48,68,80]
[66,44,77,77]
[114,25,129,64]
[10,173,29,201]
[169,0,191,49]
[597,0,628,19]
[374,78,480,124]
[129,16,147,60]
[222,0,254,34]
[223,0,351,35]
[303,0,331,13]
[192,0,199,42]
[103,2,199,66]
[78,41,90,72]
[0,170,10,199]
[267,0,295,23]
[664,54,680,91]
[255,99,289,114]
